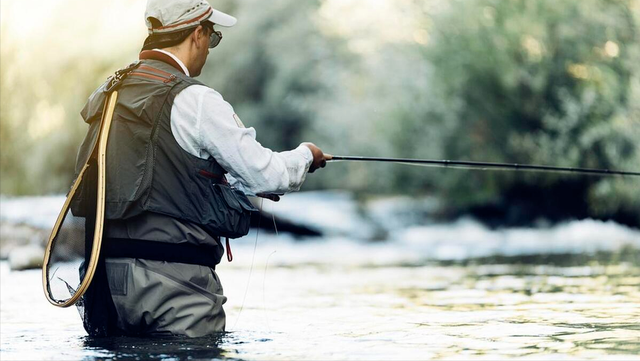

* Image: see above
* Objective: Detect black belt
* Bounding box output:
[103,238,219,269]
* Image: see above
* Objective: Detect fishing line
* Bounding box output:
[232,197,263,330]
[271,208,279,236]
[263,250,276,332]
[262,208,279,332]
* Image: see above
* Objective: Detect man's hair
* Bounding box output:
[142,21,212,51]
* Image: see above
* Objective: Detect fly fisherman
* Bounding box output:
[75,0,328,337]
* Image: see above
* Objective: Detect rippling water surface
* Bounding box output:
[2,237,640,360]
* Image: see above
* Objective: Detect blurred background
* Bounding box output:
[2,0,639,226]
[1,1,640,359]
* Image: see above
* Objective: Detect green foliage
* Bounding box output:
[422,0,640,221]
[0,45,126,194]
[0,0,142,195]
[200,0,340,150]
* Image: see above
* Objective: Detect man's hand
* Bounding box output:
[302,142,330,173]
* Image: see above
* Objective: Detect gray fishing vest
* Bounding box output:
[74,59,257,242]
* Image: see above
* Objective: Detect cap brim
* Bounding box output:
[207,8,237,27]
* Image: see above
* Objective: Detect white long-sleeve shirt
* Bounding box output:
[158,50,313,195]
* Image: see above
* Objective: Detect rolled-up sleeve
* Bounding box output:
[171,85,313,195]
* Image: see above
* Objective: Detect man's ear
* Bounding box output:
[192,25,206,49]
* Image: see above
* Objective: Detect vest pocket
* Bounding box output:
[209,184,258,238]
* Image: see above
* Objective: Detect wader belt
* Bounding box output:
[103,238,219,269]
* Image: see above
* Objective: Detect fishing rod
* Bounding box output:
[326,155,640,177]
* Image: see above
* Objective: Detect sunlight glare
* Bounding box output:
[28,100,66,139]
[1,0,146,61]
[317,0,422,54]
[604,41,620,58]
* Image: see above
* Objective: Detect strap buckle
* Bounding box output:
[104,61,141,93]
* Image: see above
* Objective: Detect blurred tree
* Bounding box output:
[422,0,640,225]
[197,0,365,192]
[0,38,129,195]
[0,0,142,195]
[200,0,344,150]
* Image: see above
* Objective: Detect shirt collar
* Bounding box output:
[152,49,190,77]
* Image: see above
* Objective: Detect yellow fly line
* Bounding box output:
[41,90,119,307]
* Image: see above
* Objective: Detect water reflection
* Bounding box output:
[1,252,639,360]
[82,333,229,360]
[393,259,640,358]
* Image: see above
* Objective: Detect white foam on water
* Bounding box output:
[268,190,378,239]
[2,193,639,267]
[228,218,640,267]
[397,218,640,261]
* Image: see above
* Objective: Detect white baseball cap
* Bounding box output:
[145,0,237,35]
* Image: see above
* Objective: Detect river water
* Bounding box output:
[1,194,640,359]
[2,233,640,360]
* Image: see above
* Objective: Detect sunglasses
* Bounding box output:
[202,22,222,48]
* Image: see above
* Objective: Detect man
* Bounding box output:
[76,0,328,337]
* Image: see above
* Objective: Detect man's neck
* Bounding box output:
[153,48,190,77]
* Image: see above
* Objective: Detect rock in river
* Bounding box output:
[8,244,44,271]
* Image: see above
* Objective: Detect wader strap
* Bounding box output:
[225,237,233,262]
[103,238,219,269]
